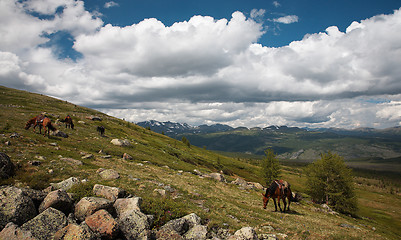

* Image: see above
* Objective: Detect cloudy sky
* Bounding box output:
[1,0,401,129]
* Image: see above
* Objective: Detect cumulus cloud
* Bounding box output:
[0,0,401,129]
[272,15,299,24]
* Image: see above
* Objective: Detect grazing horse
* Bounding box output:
[60,115,74,129]
[39,117,57,137]
[97,126,105,136]
[25,114,45,132]
[262,180,292,212]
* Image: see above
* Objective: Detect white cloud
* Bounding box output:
[273,15,299,24]
[1,1,401,129]
[104,1,119,8]
[273,1,281,8]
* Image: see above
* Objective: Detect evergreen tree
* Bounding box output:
[260,149,281,186]
[181,136,191,148]
[305,152,358,215]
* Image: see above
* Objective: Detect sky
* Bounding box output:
[1,0,401,129]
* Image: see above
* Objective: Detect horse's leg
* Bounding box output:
[273,198,278,212]
[278,197,282,212]
[282,197,287,212]
[287,193,291,211]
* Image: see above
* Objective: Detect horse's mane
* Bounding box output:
[265,180,279,197]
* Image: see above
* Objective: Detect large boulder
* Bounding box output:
[74,197,113,222]
[0,222,37,240]
[114,197,152,239]
[54,223,95,240]
[159,213,201,235]
[0,152,15,179]
[21,207,68,240]
[0,186,37,229]
[85,209,119,239]
[184,224,208,240]
[93,184,126,202]
[38,189,74,214]
[207,173,226,182]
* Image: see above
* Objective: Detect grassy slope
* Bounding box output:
[0,85,400,239]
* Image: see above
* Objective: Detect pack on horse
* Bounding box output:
[60,115,74,129]
[262,180,292,212]
[25,114,45,132]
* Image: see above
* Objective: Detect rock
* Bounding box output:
[98,169,120,180]
[10,133,20,138]
[0,186,37,229]
[38,189,74,214]
[207,173,226,182]
[258,233,277,240]
[81,154,94,159]
[52,130,68,138]
[117,208,151,239]
[160,213,201,235]
[93,184,126,202]
[156,227,184,240]
[0,222,37,240]
[50,177,80,191]
[247,182,264,190]
[122,153,133,160]
[21,207,68,240]
[228,227,258,240]
[184,224,208,240]
[85,209,119,239]
[78,121,86,124]
[231,178,248,187]
[74,197,113,222]
[154,189,167,197]
[60,157,83,166]
[113,197,142,215]
[110,139,131,147]
[193,169,203,176]
[21,188,47,209]
[54,223,95,240]
[0,152,15,179]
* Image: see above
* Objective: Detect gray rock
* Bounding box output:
[207,173,226,182]
[0,222,37,240]
[0,186,37,229]
[184,224,208,240]
[52,130,68,138]
[85,209,119,239]
[39,189,74,214]
[113,197,142,215]
[54,223,95,240]
[60,157,83,166]
[161,213,201,235]
[50,177,80,191]
[110,139,131,147]
[74,197,113,222]
[0,152,15,179]
[98,169,120,180]
[228,227,258,240]
[118,209,151,239]
[21,207,68,240]
[93,184,126,202]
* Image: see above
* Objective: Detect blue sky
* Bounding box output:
[1,0,401,128]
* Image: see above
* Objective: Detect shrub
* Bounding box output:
[259,149,281,186]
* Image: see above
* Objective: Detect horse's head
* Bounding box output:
[24,122,31,130]
[262,193,270,209]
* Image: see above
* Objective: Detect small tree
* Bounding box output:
[181,136,191,148]
[305,152,358,215]
[260,149,281,186]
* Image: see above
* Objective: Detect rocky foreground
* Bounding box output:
[0,151,277,240]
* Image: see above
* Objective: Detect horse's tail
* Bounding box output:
[71,122,74,129]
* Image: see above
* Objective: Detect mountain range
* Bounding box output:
[137,120,401,161]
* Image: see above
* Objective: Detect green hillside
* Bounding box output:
[1,85,400,239]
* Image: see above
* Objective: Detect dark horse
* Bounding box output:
[40,117,57,136]
[25,114,45,132]
[97,126,105,136]
[262,180,292,212]
[60,115,74,129]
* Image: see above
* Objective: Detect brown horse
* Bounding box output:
[60,115,74,129]
[40,117,57,136]
[262,180,292,212]
[25,114,45,132]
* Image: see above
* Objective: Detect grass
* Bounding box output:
[1,85,400,239]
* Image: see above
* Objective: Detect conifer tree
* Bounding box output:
[260,149,281,186]
[305,152,358,215]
